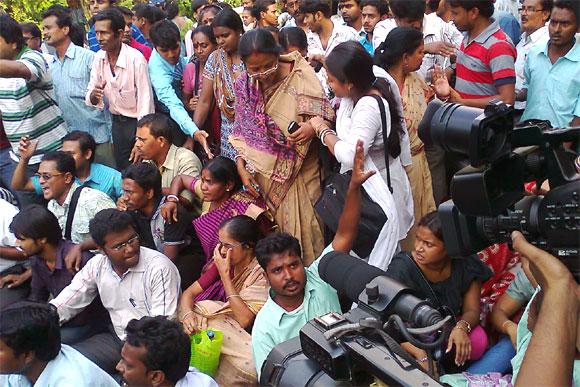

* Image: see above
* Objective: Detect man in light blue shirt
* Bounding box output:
[252,141,374,379]
[148,20,211,154]
[42,5,114,167]
[521,2,580,129]
[0,301,118,387]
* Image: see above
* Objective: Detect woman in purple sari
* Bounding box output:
[162,157,274,300]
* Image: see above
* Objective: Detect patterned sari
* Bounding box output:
[400,72,437,249]
[230,52,334,265]
[192,259,268,386]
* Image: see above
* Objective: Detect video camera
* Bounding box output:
[260,253,452,386]
[418,100,580,279]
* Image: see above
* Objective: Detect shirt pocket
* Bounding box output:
[117,87,138,110]
[68,67,90,99]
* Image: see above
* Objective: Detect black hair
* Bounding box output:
[239,28,281,60]
[212,7,244,32]
[220,215,262,249]
[192,0,209,14]
[0,302,61,362]
[252,0,276,20]
[327,41,403,158]
[191,24,217,44]
[42,5,73,29]
[89,208,136,247]
[360,0,388,15]
[125,316,190,384]
[255,232,302,270]
[447,0,494,18]
[63,130,97,163]
[203,156,243,192]
[69,23,86,46]
[540,0,554,14]
[279,26,308,52]
[122,162,163,200]
[417,211,443,241]
[133,3,167,24]
[374,27,424,68]
[553,0,579,24]
[0,15,24,51]
[338,0,361,5]
[137,113,173,143]
[216,2,233,10]
[199,4,222,22]
[10,205,63,245]
[150,19,181,49]
[114,5,134,18]
[427,0,440,13]
[41,151,77,177]
[20,22,41,39]
[298,0,332,18]
[93,8,126,33]
[389,0,426,20]
[165,0,180,19]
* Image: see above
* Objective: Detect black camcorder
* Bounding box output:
[418,100,579,279]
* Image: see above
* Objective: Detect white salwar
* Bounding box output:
[333,71,413,270]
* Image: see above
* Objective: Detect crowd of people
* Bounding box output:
[0,0,578,385]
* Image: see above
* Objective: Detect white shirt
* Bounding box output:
[372,14,463,80]
[307,20,359,96]
[515,24,549,109]
[176,367,219,387]
[50,246,181,340]
[0,199,20,273]
[47,183,116,244]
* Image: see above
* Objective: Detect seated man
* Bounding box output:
[117,316,218,387]
[251,140,374,377]
[121,162,203,289]
[12,131,123,202]
[10,205,109,345]
[133,114,202,210]
[0,198,29,309]
[49,208,181,373]
[0,301,118,386]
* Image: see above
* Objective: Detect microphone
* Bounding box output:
[319,251,444,328]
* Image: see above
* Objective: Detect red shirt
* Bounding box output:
[130,38,152,62]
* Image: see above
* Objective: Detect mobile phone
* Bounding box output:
[288,121,300,134]
[310,60,323,73]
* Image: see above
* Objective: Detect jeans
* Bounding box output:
[466,335,516,374]
[111,114,137,172]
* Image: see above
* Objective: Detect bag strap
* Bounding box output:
[64,185,85,241]
[368,95,393,193]
[193,59,201,96]
[404,252,443,309]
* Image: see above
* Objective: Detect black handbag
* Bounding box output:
[315,95,393,258]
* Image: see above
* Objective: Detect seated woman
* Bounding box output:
[385,211,493,372]
[179,215,268,386]
[162,156,274,264]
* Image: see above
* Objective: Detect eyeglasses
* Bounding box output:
[109,234,140,252]
[248,63,279,80]
[519,7,545,13]
[218,241,243,250]
[35,172,65,181]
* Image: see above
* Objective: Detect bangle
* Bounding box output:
[180,310,194,322]
[418,357,428,363]
[226,294,242,301]
[455,319,471,333]
[166,195,179,203]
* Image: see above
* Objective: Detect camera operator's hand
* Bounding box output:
[446,326,471,367]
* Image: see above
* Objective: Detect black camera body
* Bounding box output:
[419,100,580,279]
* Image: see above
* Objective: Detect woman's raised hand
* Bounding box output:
[287,121,316,144]
[160,201,179,224]
[215,247,232,279]
[430,65,451,100]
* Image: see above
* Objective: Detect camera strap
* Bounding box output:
[404,252,444,310]
[64,185,85,241]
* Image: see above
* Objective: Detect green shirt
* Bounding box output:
[252,245,341,377]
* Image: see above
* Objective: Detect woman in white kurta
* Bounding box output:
[306,41,413,270]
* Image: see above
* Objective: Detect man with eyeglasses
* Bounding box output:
[50,208,181,374]
[514,0,552,113]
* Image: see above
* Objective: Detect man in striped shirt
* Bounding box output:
[0,14,68,206]
[432,0,516,108]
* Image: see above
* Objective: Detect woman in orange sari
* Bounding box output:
[229,29,334,265]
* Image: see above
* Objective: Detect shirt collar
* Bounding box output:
[106,246,147,279]
[58,182,80,208]
[15,46,30,60]
[115,43,129,69]
[64,42,77,60]
[267,278,317,325]
[541,37,580,62]
[161,144,178,170]
[83,163,98,186]
[467,18,500,45]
